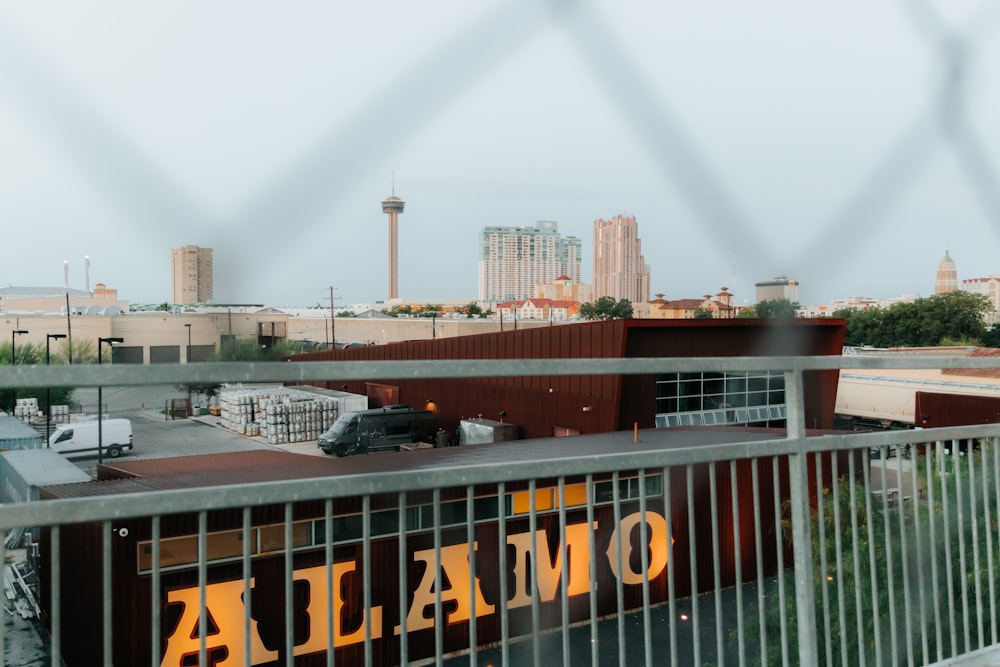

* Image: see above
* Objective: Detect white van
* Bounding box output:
[48,419,133,459]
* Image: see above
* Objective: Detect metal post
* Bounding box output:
[97,337,123,465]
[784,366,818,664]
[10,329,28,413]
[184,324,192,415]
[45,334,67,446]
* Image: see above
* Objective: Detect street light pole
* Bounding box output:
[184,323,192,416]
[45,334,67,446]
[10,330,28,414]
[97,336,124,465]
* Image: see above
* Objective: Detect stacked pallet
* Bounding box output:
[218,386,340,444]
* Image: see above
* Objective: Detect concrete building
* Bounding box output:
[171,245,213,305]
[533,275,592,304]
[478,222,581,306]
[592,215,650,304]
[935,251,958,294]
[0,286,127,315]
[755,276,798,303]
[962,274,1000,325]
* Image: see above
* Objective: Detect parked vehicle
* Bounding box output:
[48,419,133,458]
[318,406,435,456]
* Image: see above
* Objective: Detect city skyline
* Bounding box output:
[2,3,999,309]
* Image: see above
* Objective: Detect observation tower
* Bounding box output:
[381,187,405,300]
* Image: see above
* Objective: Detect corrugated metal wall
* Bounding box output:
[290,319,845,438]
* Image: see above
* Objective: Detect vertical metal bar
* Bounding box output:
[709,462,723,664]
[956,441,970,653]
[982,440,997,647]
[363,495,373,667]
[773,456,789,667]
[198,511,207,667]
[102,520,113,666]
[686,464,701,667]
[815,452,832,667]
[397,493,406,667]
[943,440,958,656]
[612,472,625,667]
[785,365,816,667]
[0,529,5,661]
[433,488,443,665]
[244,507,254,667]
[327,498,336,667]
[928,442,943,662]
[150,518,160,667]
[52,525,62,667]
[729,459,744,667]
[557,478,570,667]
[849,451,866,667]
[831,453,848,667]
[664,467,677,667]
[968,443,983,650]
[586,474,599,667]
[638,471,653,667]
[910,444,928,663]
[878,449,898,667]
[752,458,767,667]
[285,502,295,667]
[498,482,509,667]
[896,449,914,667]
[862,449,882,665]
[529,479,541,667]
[467,486,479,665]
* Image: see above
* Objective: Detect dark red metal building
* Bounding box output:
[290,318,846,439]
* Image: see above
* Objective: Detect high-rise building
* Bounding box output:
[478,222,581,305]
[755,276,798,303]
[592,215,650,304]
[171,245,213,304]
[935,251,958,294]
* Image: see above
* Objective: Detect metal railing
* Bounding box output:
[3,355,1000,666]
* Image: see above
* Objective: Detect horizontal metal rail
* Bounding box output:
[3,354,1000,666]
[3,353,1000,389]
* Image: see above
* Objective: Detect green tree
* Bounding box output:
[736,306,756,318]
[2,341,77,408]
[755,298,800,319]
[692,307,715,319]
[835,292,989,347]
[580,296,634,320]
[983,323,1000,348]
[461,301,483,317]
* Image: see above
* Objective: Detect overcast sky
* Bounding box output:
[2,1,999,309]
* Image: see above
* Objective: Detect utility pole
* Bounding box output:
[325,286,341,349]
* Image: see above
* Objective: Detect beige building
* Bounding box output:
[643,288,735,319]
[935,251,958,294]
[592,215,650,304]
[533,276,592,304]
[0,286,128,314]
[171,245,214,304]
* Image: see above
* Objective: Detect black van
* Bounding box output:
[318,405,436,456]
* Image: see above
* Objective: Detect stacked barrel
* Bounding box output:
[218,387,339,444]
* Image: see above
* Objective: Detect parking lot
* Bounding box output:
[65,385,325,475]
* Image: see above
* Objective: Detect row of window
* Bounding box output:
[137,474,663,574]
